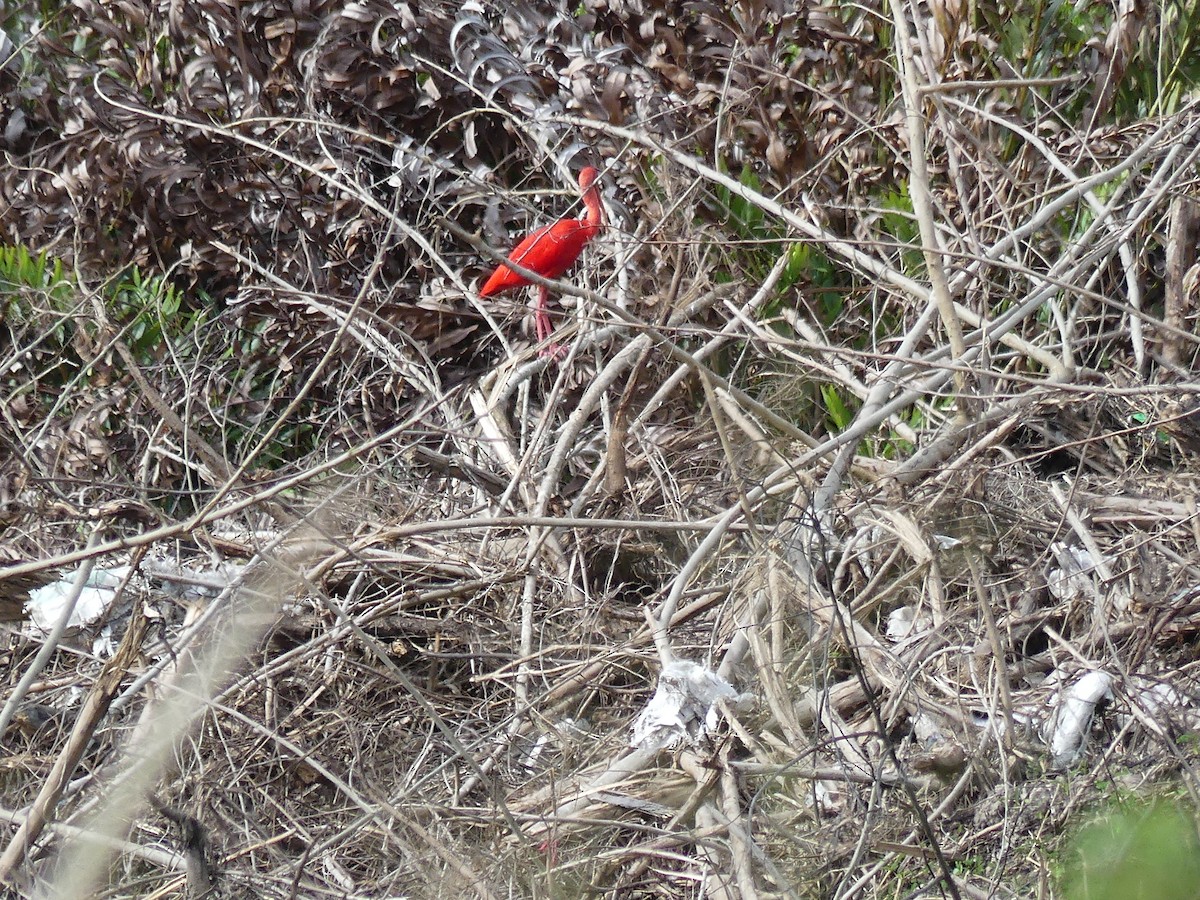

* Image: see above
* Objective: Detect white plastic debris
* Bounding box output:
[1045,670,1113,769]
[1045,541,1131,612]
[26,566,131,633]
[1046,543,1101,602]
[886,606,931,643]
[519,717,591,772]
[933,533,962,550]
[143,557,242,601]
[808,779,843,816]
[1135,682,1186,717]
[1125,680,1200,737]
[522,731,551,772]
[630,660,743,751]
[912,712,944,746]
[91,625,116,659]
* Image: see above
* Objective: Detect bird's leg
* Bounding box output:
[534,285,551,342]
[534,285,566,359]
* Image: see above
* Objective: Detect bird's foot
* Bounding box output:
[534,309,567,360]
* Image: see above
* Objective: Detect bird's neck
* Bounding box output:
[583,188,604,229]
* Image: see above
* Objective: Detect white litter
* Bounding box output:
[1045,670,1113,770]
[26,566,131,633]
[886,606,931,643]
[1046,543,1101,602]
[630,660,746,751]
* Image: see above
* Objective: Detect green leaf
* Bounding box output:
[821,384,853,431]
[1063,802,1200,900]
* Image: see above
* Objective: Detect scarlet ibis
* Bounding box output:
[479,167,605,355]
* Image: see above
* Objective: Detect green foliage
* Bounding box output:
[879,185,924,276]
[232,420,317,472]
[1062,800,1200,900]
[821,383,854,432]
[1104,0,1200,119]
[983,0,1098,89]
[0,244,72,312]
[106,265,190,364]
[706,163,814,321]
[0,245,78,383]
[0,4,53,82]
[975,0,1200,125]
[1,243,204,387]
[705,165,782,302]
[727,164,769,239]
[781,242,842,325]
[707,162,782,257]
[2,243,324,479]
[1152,0,1200,116]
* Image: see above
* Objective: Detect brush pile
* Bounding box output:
[3,0,1200,896]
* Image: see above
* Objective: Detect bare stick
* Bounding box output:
[889,0,969,403]
[0,529,104,738]
[0,595,148,885]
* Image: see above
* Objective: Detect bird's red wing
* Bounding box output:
[516,219,595,279]
[480,224,552,296]
[479,219,598,296]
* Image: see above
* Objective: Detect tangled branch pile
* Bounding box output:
[3,0,1200,896]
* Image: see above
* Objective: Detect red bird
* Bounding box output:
[480,167,605,356]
